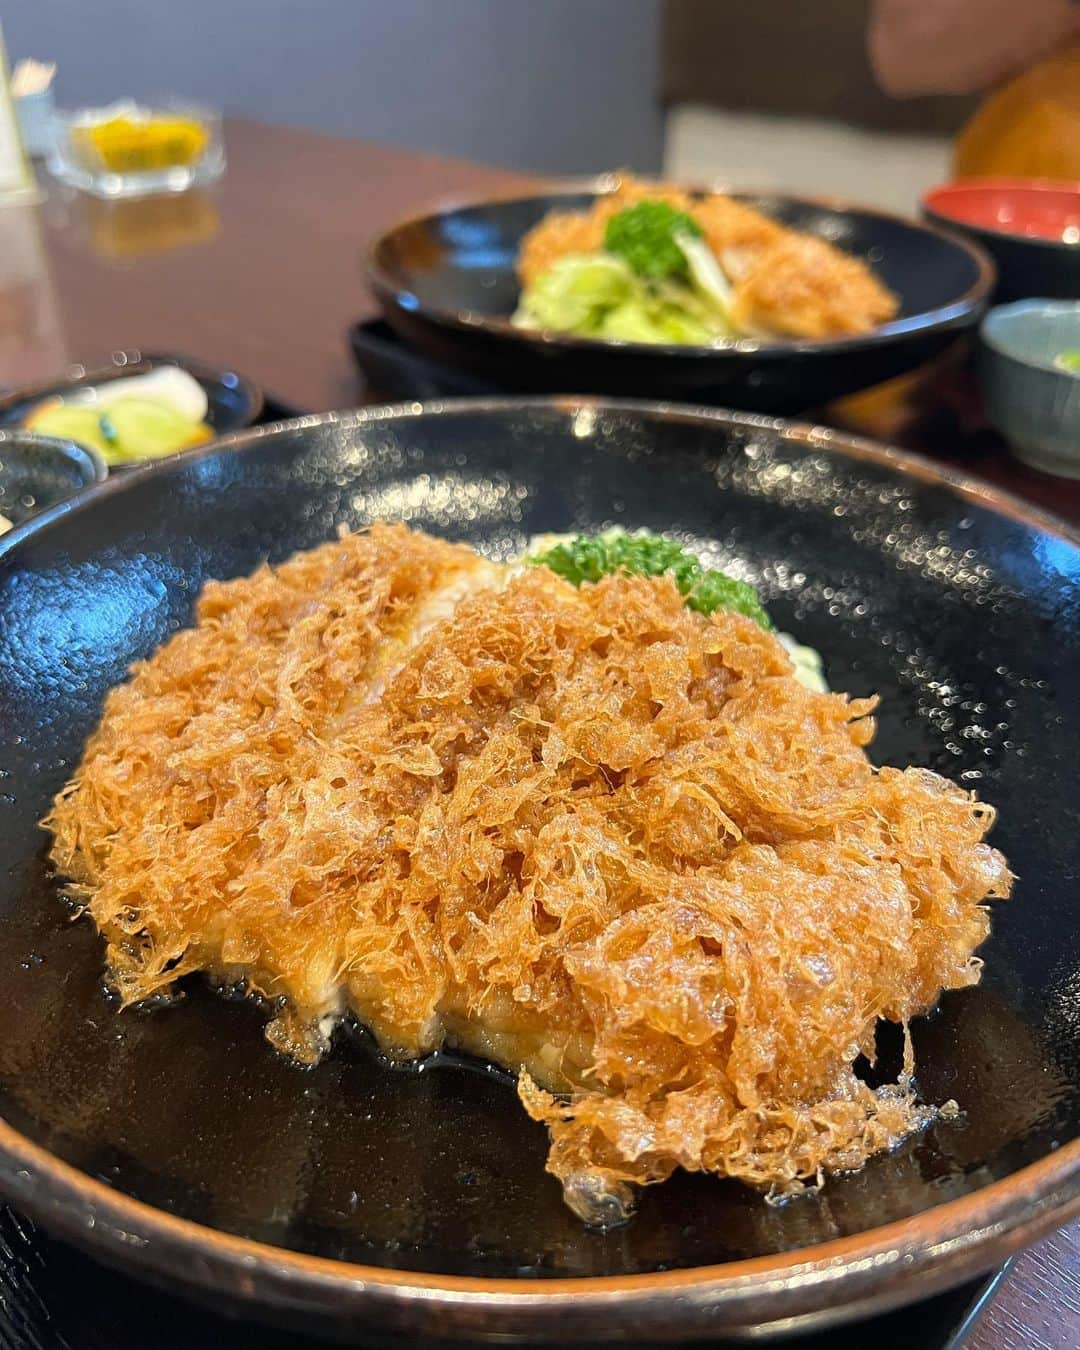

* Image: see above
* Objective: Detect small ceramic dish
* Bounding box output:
[979,300,1080,477]
[47,100,225,199]
[0,350,263,469]
[0,430,106,535]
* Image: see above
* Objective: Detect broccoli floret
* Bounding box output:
[604,201,703,280]
[530,530,772,628]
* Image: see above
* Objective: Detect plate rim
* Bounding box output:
[3,396,1078,561]
[0,1117,1075,1339]
[0,396,1076,1339]
[365,182,997,360]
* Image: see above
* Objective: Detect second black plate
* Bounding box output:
[368,188,994,413]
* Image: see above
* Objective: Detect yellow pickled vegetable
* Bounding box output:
[24,404,113,457]
[71,114,209,174]
[26,395,212,466]
[101,398,213,460]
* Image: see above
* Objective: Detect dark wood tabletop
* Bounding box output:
[0,115,1076,1349]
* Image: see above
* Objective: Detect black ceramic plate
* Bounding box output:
[0,401,1076,1345]
[368,188,995,413]
[0,349,264,459]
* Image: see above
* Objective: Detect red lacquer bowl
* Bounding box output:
[923,179,1080,301]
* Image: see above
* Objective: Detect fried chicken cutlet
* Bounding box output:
[46,523,1010,1223]
[517,174,900,340]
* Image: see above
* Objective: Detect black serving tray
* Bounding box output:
[350,318,518,400]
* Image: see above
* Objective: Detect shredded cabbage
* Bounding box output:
[512,254,635,334]
[676,230,735,325]
[514,249,733,346]
[513,201,742,346]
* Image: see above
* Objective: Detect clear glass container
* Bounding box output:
[47,100,224,199]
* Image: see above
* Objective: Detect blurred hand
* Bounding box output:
[870,0,1080,95]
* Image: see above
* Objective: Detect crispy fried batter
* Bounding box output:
[517,173,900,340]
[46,523,1010,1222]
[728,231,902,339]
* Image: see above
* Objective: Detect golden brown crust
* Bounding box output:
[729,232,902,339]
[46,523,1010,1219]
[516,176,696,289]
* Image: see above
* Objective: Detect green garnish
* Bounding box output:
[604,201,703,280]
[530,530,772,628]
[98,413,119,447]
[1056,349,1080,374]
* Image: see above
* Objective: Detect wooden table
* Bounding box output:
[0,116,1076,1350]
[2,117,535,413]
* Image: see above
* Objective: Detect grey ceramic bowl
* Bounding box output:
[980,300,1080,477]
[0,431,106,534]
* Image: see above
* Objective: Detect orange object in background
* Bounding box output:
[955,43,1080,180]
